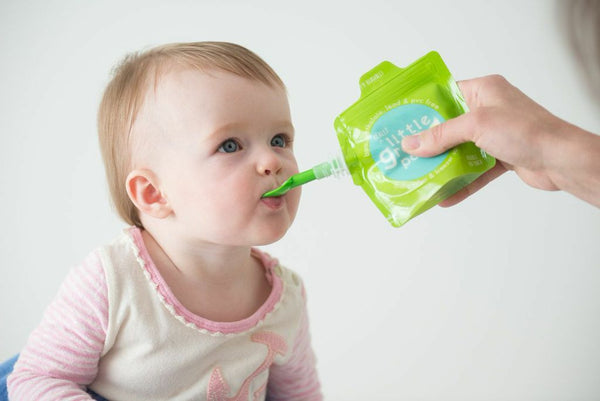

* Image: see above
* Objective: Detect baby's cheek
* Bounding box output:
[223,179,256,204]
[288,156,299,175]
[288,188,301,216]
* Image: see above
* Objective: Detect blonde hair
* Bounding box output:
[97,42,285,227]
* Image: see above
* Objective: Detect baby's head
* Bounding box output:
[98,42,300,245]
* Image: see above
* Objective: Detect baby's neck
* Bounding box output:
[141,229,251,283]
[140,229,272,322]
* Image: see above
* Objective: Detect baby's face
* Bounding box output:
[134,68,300,246]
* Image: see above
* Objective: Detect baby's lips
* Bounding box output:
[261,195,284,209]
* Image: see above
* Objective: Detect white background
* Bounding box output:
[2,1,600,399]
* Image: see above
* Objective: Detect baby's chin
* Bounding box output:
[210,224,291,247]
[253,228,291,246]
[253,220,295,246]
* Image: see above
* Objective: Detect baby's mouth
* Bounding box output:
[260,195,284,209]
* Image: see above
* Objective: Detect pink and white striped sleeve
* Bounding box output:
[7,250,109,401]
[267,296,322,401]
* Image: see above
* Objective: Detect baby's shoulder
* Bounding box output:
[94,227,143,264]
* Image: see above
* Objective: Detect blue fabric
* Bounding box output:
[0,355,108,401]
[87,389,109,401]
[0,355,18,401]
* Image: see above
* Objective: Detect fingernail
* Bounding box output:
[402,135,420,150]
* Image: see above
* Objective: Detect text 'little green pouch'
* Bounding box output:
[334,51,496,227]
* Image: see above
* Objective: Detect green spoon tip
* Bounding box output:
[262,179,293,198]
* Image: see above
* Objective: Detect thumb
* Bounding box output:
[401,113,475,158]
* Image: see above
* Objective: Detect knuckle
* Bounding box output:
[485,74,508,88]
[427,123,445,146]
[481,74,510,97]
[469,108,493,145]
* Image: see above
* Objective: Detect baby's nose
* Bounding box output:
[257,152,282,176]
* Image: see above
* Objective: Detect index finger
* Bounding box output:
[457,78,482,108]
[457,74,513,108]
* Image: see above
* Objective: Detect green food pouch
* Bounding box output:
[334,51,496,227]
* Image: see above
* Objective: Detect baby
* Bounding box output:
[7,42,322,401]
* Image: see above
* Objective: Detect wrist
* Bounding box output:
[545,120,600,205]
[544,120,582,186]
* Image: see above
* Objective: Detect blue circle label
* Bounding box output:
[370,104,448,180]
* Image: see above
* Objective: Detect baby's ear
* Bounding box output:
[125,169,171,219]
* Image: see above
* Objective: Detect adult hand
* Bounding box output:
[401,75,600,207]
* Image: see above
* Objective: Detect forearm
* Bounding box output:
[8,251,108,400]
[546,122,600,207]
[8,372,94,401]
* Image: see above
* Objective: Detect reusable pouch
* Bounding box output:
[334,51,495,227]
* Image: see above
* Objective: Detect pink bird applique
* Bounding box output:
[207,331,288,401]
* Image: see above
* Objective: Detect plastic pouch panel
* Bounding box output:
[334,51,495,227]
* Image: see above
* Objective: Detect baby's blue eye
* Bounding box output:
[218,139,240,153]
[271,134,287,148]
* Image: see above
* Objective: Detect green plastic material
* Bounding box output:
[262,160,340,198]
[334,51,496,227]
[261,168,317,198]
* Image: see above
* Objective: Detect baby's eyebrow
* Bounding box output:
[270,124,295,139]
[276,122,295,134]
[200,123,244,145]
[206,122,243,140]
[205,121,295,141]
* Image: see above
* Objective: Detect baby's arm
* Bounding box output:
[267,292,322,401]
[8,250,108,400]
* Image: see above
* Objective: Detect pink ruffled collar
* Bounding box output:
[127,227,284,335]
